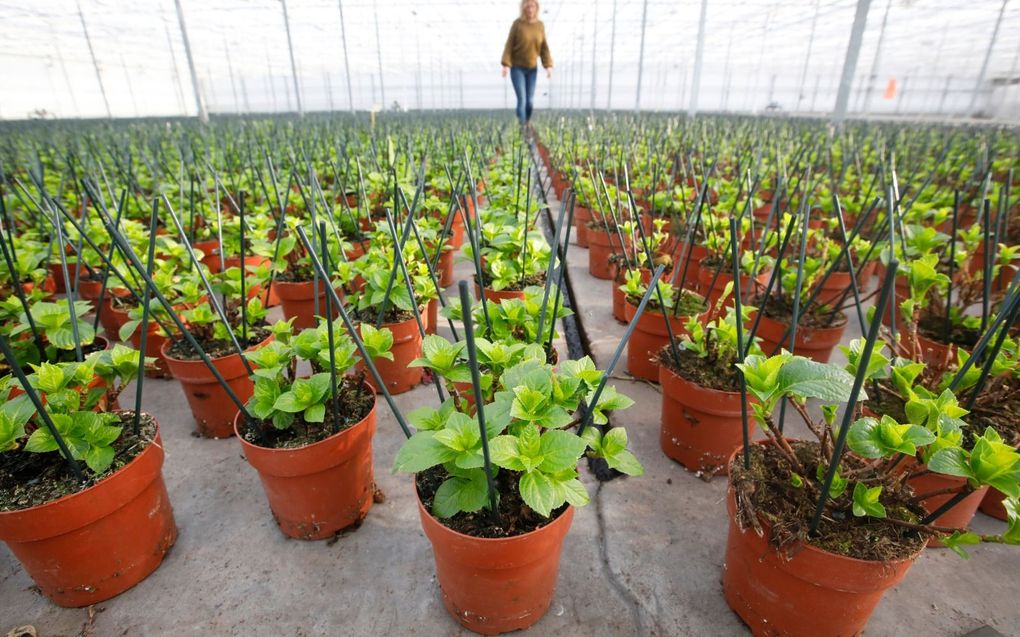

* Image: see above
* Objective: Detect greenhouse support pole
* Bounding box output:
[374,1,386,108]
[968,0,1008,116]
[861,0,892,113]
[688,0,708,117]
[938,75,953,113]
[77,1,111,119]
[163,22,186,115]
[590,0,599,111]
[579,24,586,108]
[634,0,648,111]
[280,0,304,115]
[797,0,820,112]
[174,0,208,123]
[833,0,873,125]
[225,43,240,113]
[337,0,355,112]
[896,75,909,113]
[52,25,80,118]
[240,74,251,112]
[721,25,734,112]
[607,0,617,110]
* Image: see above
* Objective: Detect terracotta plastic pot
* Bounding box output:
[611,266,628,323]
[587,227,628,280]
[193,238,222,272]
[673,243,709,288]
[0,422,177,608]
[161,336,270,438]
[474,284,526,305]
[879,309,961,366]
[723,448,919,637]
[223,254,278,306]
[127,320,172,379]
[436,246,455,287]
[359,316,422,395]
[275,279,342,330]
[908,468,989,545]
[659,364,748,474]
[755,313,848,363]
[979,489,1009,521]
[76,277,104,303]
[623,299,695,382]
[47,262,86,294]
[573,206,592,247]
[235,398,377,540]
[20,273,57,300]
[98,290,131,341]
[417,494,574,635]
[426,298,439,336]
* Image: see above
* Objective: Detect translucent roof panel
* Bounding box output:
[1,0,1019,120]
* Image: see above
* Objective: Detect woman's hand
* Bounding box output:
[546,67,553,79]
[501,66,509,78]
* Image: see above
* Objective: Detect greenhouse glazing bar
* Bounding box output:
[833,0,873,123]
[688,0,709,117]
[173,0,207,123]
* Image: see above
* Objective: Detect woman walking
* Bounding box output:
[501,0,553,129]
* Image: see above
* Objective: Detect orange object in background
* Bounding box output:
[884,78,897,99]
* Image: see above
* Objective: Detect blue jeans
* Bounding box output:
[510,66,537,124]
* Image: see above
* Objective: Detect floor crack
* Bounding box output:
[593,482,663,636]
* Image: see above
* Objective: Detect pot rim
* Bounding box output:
[659,359,743,399]
[160,332,273,365]
[234,381,377,453]
[0,413,161,518]
[726,440,925,567]
[414,481,574,544]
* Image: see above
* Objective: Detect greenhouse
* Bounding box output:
[1,1,1019,636]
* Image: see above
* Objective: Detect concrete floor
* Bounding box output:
[3,187,1019,636]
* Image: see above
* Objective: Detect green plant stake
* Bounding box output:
[457,280,501,524]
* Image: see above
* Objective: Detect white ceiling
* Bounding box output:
[1,0,1018,119]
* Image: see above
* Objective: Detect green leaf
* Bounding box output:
[33,362,67,393]
[928,447,977,481]
[304,402,326,423]
[852,482,887,518]
[598,427,645,476]
[431,469,491,518]
[25,425,59,453]
[942,530,981,559]
[83,444,115,474]
[538,429,587,473]
[816,463,847,499]
[393,431,458,473]
[847,415,935,459]
[489,434,526,471]
[520,471,560,518]
[360,323,395,362]
[776,356,863,404]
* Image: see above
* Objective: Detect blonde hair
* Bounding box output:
[520,0,539,19]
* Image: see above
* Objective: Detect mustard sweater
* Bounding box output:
[501,19,553,69]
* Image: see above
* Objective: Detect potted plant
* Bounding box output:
[466,216,550,304]
[234,318,389,539]
[161,273,276,438]
[618,270,705,381]
[352,244,435,395]
[723,350,1020,637]
[394,351,643,635]
[658,295,762,474]
[0,344,177,608]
